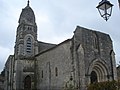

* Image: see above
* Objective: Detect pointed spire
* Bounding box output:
[27,0,30,6]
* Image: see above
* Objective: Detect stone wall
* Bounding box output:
[4,55,14,90]
[14,58,35,90]
[74,26,117,85]
[38,41,56,53]
[0,75,4,90]
[36,39,73,90]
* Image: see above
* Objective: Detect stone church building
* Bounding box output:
[4,1,117,90]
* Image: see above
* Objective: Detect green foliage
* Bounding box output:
[87,80,120,90]
[63,82,76,90]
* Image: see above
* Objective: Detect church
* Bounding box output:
[4,1,117,90]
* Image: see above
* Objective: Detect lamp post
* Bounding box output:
[96,0,113,21]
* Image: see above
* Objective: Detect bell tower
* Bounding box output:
[15,0,38,59]
[13,1,38,89]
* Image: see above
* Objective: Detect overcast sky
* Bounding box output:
[0,0,120,72]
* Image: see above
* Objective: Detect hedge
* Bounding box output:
[87,80,120,90]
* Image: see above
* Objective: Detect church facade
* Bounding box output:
[4,1,117,90]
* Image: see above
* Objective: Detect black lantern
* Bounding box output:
[96,0,113,21]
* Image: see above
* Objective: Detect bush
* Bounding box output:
[87,80,119,90]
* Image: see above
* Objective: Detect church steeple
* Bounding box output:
[15,1,38,59]
[18,0,36,25]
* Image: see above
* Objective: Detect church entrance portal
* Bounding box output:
[90,71,98,84]
[24,75,31,90]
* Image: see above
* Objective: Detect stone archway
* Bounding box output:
[24,75,31,90]
[88,59,109,84]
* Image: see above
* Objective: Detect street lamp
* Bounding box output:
[96,0,113,21]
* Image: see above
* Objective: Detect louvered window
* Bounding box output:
[26,37,32,53]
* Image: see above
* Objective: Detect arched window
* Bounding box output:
[26,37,32,53]
[42,70,43,78]
[55,67,58,76]
[93,34,98,49]
[27,27,32,31]
[24,75,31,90]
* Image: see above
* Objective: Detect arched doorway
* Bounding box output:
[24,75,31,90]
[88,59,109,84]
[90,71,98,83]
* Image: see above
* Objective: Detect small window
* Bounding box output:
[42,70,43,78]
[55,67,58,76]
[30,27,32,31]
[28,27,30,30]
[93,33,98,49]
[28,27,32,31]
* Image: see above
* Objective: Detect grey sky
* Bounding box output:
[0,0,120,72]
